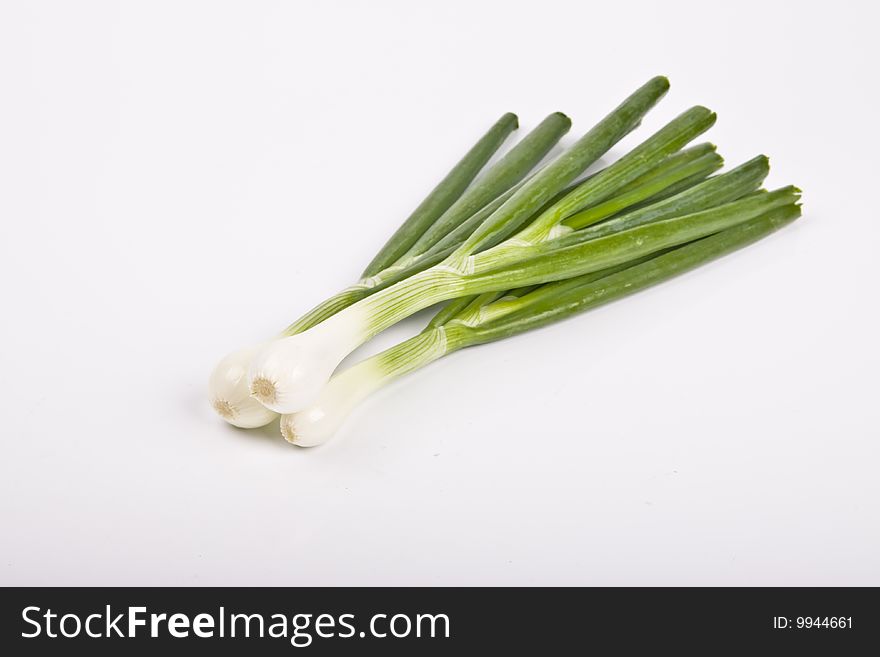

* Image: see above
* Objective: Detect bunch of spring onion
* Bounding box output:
[208,75,802,442]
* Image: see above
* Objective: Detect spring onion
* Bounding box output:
[209,75,803,445]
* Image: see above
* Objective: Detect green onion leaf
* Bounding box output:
[360,112,519,278]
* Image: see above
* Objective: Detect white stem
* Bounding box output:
[280,328,449,446]
[279,359,383,447]
[207,345,278,428]
[248,268,463,414]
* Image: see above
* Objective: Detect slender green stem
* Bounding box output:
[627,170,721,210]
[446,292,507,326]
[429,286,540,329]
[283,241,462,335]
[557,149,722,231]
[419,182,522,258]
[467,187,800,288]
[285,247,456,335]
[424,168,590,258]
[400,112,572,262]
[556,155,771,240]
[421,134,694,267]
[282,286,370,335]
[469,252,668,325]
[426,295,478,329]
[355,187,799,339]
[451,204,802,345]
[615,142,717,193]
[360,112,519,278]
[365,171,604,288]
[371,327,451,380]
[515,106,717,242]
[447,76,671,262]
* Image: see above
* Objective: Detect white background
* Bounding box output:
[1,0,878,586]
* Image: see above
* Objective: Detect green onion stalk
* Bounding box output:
[280,204,802,446]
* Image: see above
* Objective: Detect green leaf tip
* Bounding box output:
[550,111,572,128]
[688,105,717,124]
[777,184,802,198]
[648,75,671,92]
[741,154,771,176]
[500,112,519,130]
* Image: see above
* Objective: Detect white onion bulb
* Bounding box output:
[208,345,278,428]
[278,364,375,447]
[247,305,370,414]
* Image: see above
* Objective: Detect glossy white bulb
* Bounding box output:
[247,308,368,414]
[279,364,376,447]
[208,345,278,428]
